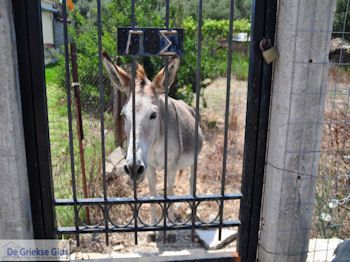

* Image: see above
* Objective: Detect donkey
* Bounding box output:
[102,52,203,225]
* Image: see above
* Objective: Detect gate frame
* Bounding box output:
[238,0,278,261]
[12,0,277,259]
[12,0,56,239]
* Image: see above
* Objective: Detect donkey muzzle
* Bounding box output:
[124,159,146,182]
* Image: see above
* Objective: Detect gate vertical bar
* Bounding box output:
[97,0,109,245]
[191,0,203,242]
[62,0,80,245]
[12,0,56,239]
[238,0,277,260]
[218,0,235,241]
[131,0,138,245]
[131,59,138,245]
[163,0,170,242]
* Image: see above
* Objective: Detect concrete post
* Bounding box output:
[258,0,336,261]
[0,0,33,238]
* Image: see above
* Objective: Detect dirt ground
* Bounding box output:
[72,77,248,255]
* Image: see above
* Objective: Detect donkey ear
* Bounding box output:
[152,57,180,94]
[102,51,130,94]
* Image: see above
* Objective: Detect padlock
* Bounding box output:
[260,38,279,64]
[262,46,279,64]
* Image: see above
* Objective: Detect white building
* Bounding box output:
[41,0,63,64]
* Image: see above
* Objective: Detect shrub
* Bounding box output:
[176,17,250,98]
[56,1,250,108]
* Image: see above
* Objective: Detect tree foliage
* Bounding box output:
[57,0,251,108]
[171,0,251,20]
[333,0,350,40]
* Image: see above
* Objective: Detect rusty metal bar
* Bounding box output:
[70,42,91,225]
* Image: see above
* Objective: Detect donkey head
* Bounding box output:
[102,52,180,182]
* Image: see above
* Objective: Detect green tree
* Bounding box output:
[333,0,350,40]
[57,0,250,107]
[171,0,252,20]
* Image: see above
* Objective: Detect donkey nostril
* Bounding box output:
[124,165,130,175]
[137,165,144,175]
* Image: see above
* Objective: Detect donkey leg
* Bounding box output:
[165,169,177,242]
[189,166,194,195]
[166,169,177,222]
[146,166,157,225]
[146,166,158,242]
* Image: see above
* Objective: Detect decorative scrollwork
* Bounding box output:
[108,204,134,228]
[137,203,164,226]
[78,205,104,229]
[195,200,220,224]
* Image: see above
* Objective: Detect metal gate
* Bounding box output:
[12,0,277,261]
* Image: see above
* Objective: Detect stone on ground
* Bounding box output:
[70,252,110,260]
[113,243,125,251]
[105,147,125,176]
[195,228,237,250]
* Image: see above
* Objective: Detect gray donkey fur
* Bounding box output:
[103,52,203,224]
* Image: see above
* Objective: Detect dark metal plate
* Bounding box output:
[117,27,184,56]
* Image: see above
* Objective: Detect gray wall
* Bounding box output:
[258,0,336,261]
[54,19,64,49]
[0,0,33,238]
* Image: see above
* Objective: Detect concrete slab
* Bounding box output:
[0,0,32,238]
[73,250,235,262]
[195,228,238,250]
[70,252,111,260]
[111,252,142,259]
[307,238,343,262]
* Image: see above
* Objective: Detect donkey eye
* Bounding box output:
[150,112,157,120]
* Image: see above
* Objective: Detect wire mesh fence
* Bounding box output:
[307,0,350,260]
